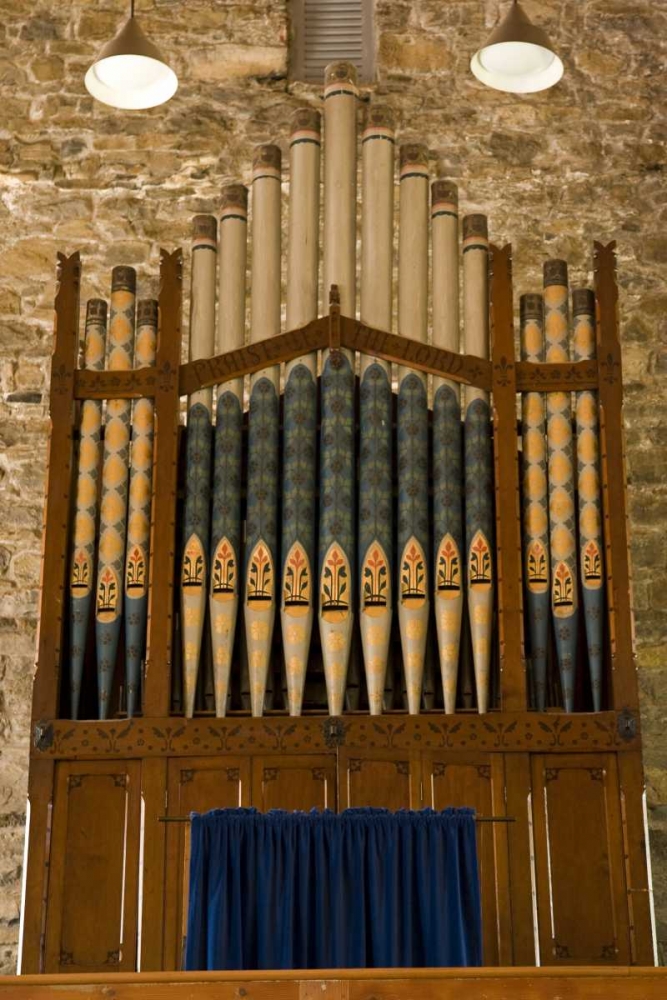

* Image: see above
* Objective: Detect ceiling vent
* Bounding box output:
[290,0,374,83]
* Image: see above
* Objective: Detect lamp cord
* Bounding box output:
[130,0,135,17]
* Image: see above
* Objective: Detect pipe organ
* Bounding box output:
[23,63,654,976]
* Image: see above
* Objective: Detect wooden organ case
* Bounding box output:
[21,64,656,980]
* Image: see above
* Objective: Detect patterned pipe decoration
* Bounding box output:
[520,293,550,710]
[69,298,107,719]
[124,298,157,717]
[573,287,605,710]
[544,259,579,712]
[95,266,136,719]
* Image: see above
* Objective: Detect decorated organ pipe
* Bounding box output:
[544,259,578,712]
[245,144,282,718]
[181,216,217,719]
[397,142,430,715]
[463,216,494,715]
[124,298,158,717]
[281,110,321,716]
[95,266,136,720]
[431,180,463,715]
[69,298,107,719]
[520,294,549,711]
[209,185,248,718]
[573,287,605,710]
[359,104,395,716]
[319,63,357,716]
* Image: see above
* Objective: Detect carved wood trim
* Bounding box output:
[179,318,328,395]
[74,366,157,400]
[32,710,640,759]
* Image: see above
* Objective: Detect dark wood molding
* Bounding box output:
[31,252,81,723]
[490,244,526,711]
[143,249,183,717]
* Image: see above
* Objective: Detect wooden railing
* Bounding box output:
[2,966,667,999]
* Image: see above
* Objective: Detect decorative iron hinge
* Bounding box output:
[617,708,638,742]
[33,720,54,752]
[322,717,346,748]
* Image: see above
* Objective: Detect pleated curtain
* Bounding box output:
[184,807,482,971]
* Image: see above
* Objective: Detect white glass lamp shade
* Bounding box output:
[471,1,564,94]
[85,16,178,110]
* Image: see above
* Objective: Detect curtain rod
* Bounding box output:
[158,816,516,824]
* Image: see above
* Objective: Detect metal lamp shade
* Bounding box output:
[85,16,178,110]
[471,1,563,94]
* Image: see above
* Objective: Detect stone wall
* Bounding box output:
[0,0,664,972]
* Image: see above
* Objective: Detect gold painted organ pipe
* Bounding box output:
[431,180,464,714]
[245,144,282,717]
[209,184,248,717]
[181,215,217,719]
[281,109,321,716]
[397,142,430,715]
[323,61,358,337]
[359,104,395,715]
[462,214,493,714]
[318,63,358,715]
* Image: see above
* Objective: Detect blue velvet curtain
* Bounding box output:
[184,807,482,971]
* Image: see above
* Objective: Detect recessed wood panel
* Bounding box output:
[251,755,336,812]
[163,757,251,971]
[44,761,141,973]
[338,751,421,810]
[531,754,631,965]
[422,752,512,966]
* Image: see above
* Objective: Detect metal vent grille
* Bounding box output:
[290,0,374,83]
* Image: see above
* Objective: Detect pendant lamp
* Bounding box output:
[471,0,564,94]
[85,0,178,110]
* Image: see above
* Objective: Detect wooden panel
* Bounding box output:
[423,752,511,966]
[618,752,656,965]
[2,967,667,1000]
[19,758,55,973]
[44,761,141,973]
[163,757,250,971]
[531,754,631,965]
[504,753,537,966]
[251,755,336,812]
[338,751,421,810]
[139,759,167,972]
